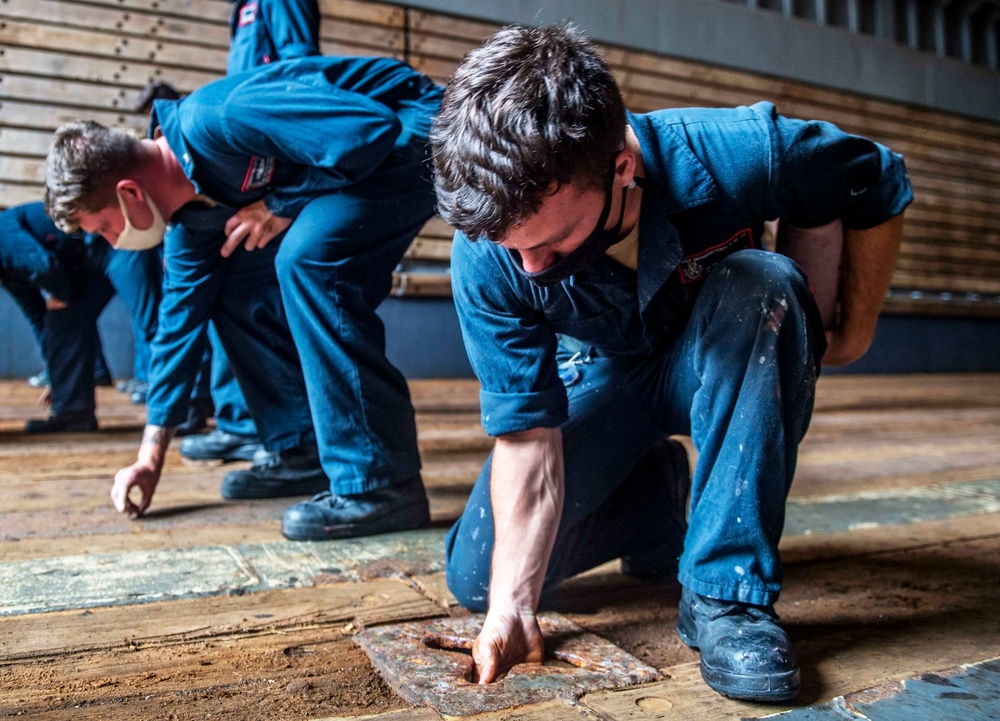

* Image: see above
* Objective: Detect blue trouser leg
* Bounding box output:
[147,205,313,449]
[3,280,47,351]
[208,326,258,437]
[209,241,315,452]
[274,186,432,495]
[192,327,212,402]
[3,278,109,382]
[43,267,116,415]
[446,250,824,610]
[671,251,821,606]
[104,246,162,382]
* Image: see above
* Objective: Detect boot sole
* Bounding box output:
[677,619,800,702]
[281,501,431,541]
[180,446,261,463]
[221,475,329,500]
[700,664,800,702]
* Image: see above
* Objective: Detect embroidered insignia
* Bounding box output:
[678,228,754,284]
[241,156,275,192]
[238,2,258,27]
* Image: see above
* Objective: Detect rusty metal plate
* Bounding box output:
[354,612,659,716]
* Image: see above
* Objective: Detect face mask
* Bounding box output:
[114,188,166,251]
[511,172,635,287]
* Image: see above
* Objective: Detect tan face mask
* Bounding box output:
[114,188,166,251]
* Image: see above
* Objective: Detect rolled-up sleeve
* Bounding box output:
[145,208,231,427]
[759,102,913,230]
[451,233,568,436]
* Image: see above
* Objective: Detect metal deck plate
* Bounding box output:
[355,612,660,716]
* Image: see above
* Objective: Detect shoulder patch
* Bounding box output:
[241,156,275,192]
[238,2,258,27]
[678,228,754,284]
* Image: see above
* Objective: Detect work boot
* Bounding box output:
[620,437,691,581]
[281,474,430,541]
[220,444,328,500]
[677,586,800,702]
[173,398,214,437]
[25,411,98,434]
[179,428,262,462]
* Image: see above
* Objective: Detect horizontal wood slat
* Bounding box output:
[1,1,997,309]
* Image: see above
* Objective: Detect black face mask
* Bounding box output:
[511,172,634,288]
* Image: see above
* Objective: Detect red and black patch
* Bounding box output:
[677,228,754,284]
[238,2,258,27]
[241,156,275,192]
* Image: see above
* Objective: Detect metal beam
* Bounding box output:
[386,0,1000,123]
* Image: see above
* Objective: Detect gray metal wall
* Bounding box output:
[392,0,1000,122]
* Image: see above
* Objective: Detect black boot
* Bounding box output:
[677,586,800,702]
[220,444,329,500]
[281,474,430,541]
[173,398,214,437]
[179,428,262,462]
[25,411,98,434]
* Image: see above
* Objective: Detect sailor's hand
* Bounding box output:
[111,462,160,518]
[471,605,544,684]
[221,200,292,257]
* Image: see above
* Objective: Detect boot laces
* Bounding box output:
[708,601,777,623]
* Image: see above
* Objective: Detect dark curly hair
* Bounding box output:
[431,24,626,242]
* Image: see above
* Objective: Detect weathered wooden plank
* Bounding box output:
[779,508,1000,565]
[0,0,231,47]
[0,75,144,116]
[320,16,405,52]
[0,182,44,209]
[39,0,233,25]
[407,8,498,43]
[0,97,145,136]
[0,531,448,615]
[0,126,54,157]
[319,0,405,28]
[0,578,439,660]
[390,271,453,298]
[0,155,45,185]
[0,45,220,93]
[1,620,415,719]
[583,539,1000,719]
[403,237,453,261]
[0,19,229,72]
[312,709,440,721]
[319,37,404,60]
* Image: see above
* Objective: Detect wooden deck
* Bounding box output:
[2,374,1000,719]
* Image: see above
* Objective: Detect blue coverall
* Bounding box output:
[147,56,442,492]
[445,103,913,610]
[209,0,322,439]
[227,0,320,75]
[0,202,162,417]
